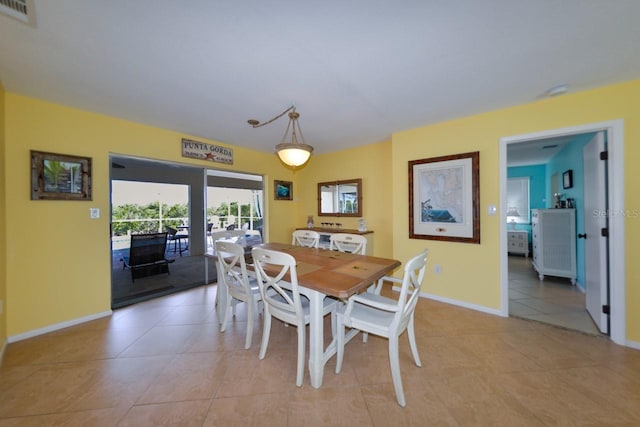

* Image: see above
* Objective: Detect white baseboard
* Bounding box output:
[626,339,640,350]
[391,286,503,317]
[7,311,112,343]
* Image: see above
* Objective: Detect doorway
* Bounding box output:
[499,120,626,345]
[109,155,265,308]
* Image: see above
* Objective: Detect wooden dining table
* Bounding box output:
[242,242,401,388]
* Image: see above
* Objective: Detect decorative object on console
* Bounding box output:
[553,192,564,208]
[358,218,367,232]
[247,105,313,167]
[307,215,314,228]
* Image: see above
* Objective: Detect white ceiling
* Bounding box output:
[1,1,639,157]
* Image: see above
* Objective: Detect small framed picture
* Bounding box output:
[274,180,293,200]
[31,150,92,200]
[562,170,573,189]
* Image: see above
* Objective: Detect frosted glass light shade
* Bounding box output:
[276,143,313,167]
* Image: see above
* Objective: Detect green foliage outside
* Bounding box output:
[112,201,260,236]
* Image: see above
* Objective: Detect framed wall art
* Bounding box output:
[408,151,480,243]
[274,180,293,201]
[562,169,573,189]
[31,150,92,200]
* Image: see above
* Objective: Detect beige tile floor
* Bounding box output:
[2,282,640,426]
[508,255,601,335]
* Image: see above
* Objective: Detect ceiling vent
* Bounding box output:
[0,0,36,27]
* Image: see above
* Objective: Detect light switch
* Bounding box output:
[487,205,497,215]
[90,208,100,219]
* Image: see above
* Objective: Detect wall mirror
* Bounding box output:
[317,178,362,217]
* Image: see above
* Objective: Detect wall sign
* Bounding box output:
[181,138,233,165]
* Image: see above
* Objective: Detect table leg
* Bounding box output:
[307,290,325,389]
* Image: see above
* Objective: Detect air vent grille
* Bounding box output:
[0,0,35,27]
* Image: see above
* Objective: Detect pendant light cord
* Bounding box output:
[249,105,295,128]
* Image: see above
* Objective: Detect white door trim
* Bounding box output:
[499,119,626,346]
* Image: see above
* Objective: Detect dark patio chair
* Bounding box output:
[166,226,188,256]
[122,232,174,281]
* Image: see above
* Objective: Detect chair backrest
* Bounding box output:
[165,226,178,237]
[291,230,320,248]
[394,249,429,331]
[215,240,252,300]
[129,232,168,265]
[245,229,263,246]
[252,247,304,325]
[211,229,247,247]
[329,233,367,255]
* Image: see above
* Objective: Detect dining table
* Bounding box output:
[210,241,401,388]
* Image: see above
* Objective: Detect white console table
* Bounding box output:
[296,227,374,255]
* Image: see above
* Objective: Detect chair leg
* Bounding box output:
[335,316,345,373]
[388,334,406,407]
[407,318,422,367]
[296,323,305,387]
[244,299,253,350]
[259,311,271,360]
[220,293,231,332]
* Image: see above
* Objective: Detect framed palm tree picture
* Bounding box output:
[31,150,92,200]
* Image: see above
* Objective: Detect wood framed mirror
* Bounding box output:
[317,179,362,217]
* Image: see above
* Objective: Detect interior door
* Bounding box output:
[583,131,608,333]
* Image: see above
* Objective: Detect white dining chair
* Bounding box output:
[216,240,262,349]
[252,246,338,387]
[291,230,320,248]
[329,233,367,255]
[335,249,428,407]
[211,229,246,247]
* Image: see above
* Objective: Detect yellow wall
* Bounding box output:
[392,79,640,342]
[0,83,7,346]
[4,93,293,336]
[3,79,639,344]
[296,140,393,259]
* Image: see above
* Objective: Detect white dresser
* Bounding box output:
[531,209,576,284]
[507,230,529,257]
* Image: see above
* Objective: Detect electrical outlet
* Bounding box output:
[89,208,100,219]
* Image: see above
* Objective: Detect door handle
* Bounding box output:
[578,233,587,239]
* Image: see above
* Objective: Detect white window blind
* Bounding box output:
[507,178,530,223]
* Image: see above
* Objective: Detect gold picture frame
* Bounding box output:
[31,150,92,200]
